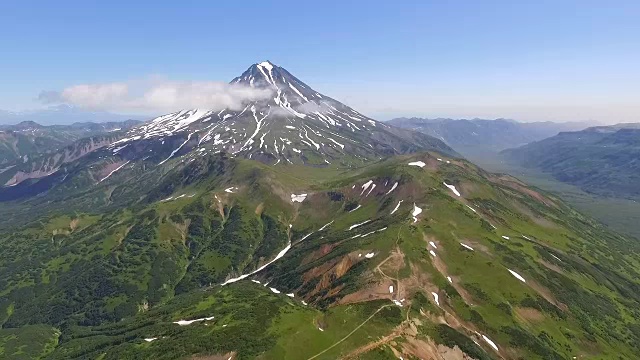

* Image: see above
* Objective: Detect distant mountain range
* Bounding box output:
[0,120,141,165]
[387,117,593,157]
[502,123,640,200]
[0,104,143,125]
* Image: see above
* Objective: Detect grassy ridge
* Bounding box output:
[0,152,639,358]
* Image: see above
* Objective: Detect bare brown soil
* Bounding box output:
[489,175,559,208]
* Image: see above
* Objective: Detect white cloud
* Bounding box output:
[38,77,273,114]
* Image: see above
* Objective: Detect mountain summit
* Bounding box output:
[231,60,325,104]
[0,61,454,193]
[111,61,454,167]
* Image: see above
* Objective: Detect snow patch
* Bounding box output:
[443,182,461,196]
[460,243,474,251]
[221,242,292,286]
[412,203,422,223]
[159,132,194,165]
[385,182,398,195]
[99,160,130,183]
[482,335,499,352]
[508,269,526,283]
[173,316,215,326]
[360,180,374,195]
[318,220,334,231]
[361,227,387,237]
[348,220,370,230]
[432,292,440,306]
[291,193,307,202]
[391,200,403,215]
[327,137,345,149]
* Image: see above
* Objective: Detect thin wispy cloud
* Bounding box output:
[38,77,273,114]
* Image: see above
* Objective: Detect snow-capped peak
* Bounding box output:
[257,60,274,71]
[100,61,449,167]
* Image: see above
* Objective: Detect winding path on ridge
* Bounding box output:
[375,225,405,302]
[306,304,392,360]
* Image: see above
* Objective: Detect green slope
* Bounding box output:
[0,151,639,359]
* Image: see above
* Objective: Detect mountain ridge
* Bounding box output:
[0,119,141,166]
[387,117,595,155]
[0,104,142,125]
[502,123,640,200]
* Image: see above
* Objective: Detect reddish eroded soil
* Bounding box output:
[489,174,559,208]
[190,352,235,360]
[338,249,405,305]
[300,243,338,267]
[401,337,479,360]
[514,307,545,323]
[301,252,359,299]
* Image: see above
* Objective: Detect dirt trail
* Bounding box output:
[376,225,406,299]
[306,305,392,360]
[307,226,409,359]
[339,324,406,360]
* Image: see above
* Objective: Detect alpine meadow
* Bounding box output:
[0,61,639,359]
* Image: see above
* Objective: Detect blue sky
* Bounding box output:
[1,0,638,123]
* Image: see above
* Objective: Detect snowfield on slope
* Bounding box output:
[173,316,215,326]
[291,193,307,202]
[460,243,474,251]
[482,335,499,351]
[508,269,526,282]
[412,204,422,223]
[443,182,461,196]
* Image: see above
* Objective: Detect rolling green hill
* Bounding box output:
[1,149,639,359]
[0,120,141,165]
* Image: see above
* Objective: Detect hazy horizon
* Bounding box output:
[0,104,625,127]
